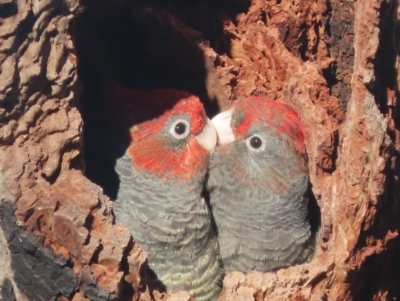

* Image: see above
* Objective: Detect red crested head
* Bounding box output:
[231,96,307,157]
[104,81,216,181]
[210,96,308,193]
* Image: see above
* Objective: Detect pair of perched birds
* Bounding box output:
[104,81,315,300]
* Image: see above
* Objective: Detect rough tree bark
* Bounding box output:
[0,0,399,300]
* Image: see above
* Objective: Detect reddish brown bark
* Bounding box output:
[0,0,399,300]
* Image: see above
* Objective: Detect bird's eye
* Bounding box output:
[169,119,190,139]
[250,136,262,148]
[174,122,186,135]
[245,135,265,151]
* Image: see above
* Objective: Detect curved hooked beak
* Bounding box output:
[211,110,235,145]
[195,118,218,151]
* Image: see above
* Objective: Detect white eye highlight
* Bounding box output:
[245,135,265,151]
[169,119,191,139]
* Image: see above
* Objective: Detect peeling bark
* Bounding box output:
[1,0,399,300]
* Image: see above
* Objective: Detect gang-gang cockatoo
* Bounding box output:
[104,81,223,300]
[208,96,315,273]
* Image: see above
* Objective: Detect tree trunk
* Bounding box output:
[0,0,399,300]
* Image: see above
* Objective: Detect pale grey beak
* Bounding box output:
[195,118,217,151]
[211,110,235,145]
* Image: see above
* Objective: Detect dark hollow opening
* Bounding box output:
[75,0,251,199]
[73,0,322,294]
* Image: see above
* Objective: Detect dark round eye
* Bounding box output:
[174,122,187,135]
[169,119,190,139]
[250,136,262,149]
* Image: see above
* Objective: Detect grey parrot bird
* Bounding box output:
[104,81,223,300]
[208,96,316,273]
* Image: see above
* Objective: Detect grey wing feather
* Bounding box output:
[113,153,223,301]
[210,166,315,273]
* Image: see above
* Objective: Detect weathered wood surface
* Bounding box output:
[0,0,399,300]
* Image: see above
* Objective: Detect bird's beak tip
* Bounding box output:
[195,118,218,151]
[211,110,235,145]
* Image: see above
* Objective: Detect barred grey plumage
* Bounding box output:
[106,84,223,300]
[113,154,223,300]
[208,96,316,273]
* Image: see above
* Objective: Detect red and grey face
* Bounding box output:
[210,97,308,190]
[129,91,217,151]
[211,97,307,156]
[128,91,217,180]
